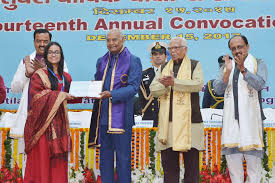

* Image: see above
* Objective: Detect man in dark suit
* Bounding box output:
[138,42,167,127]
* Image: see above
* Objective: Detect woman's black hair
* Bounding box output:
[44,42,70,92]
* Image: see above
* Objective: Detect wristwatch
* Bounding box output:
[241,67,247,74]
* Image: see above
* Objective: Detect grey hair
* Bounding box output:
[170,37,187,47]
[107,28,124,40]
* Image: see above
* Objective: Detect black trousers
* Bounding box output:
[161,147,200,183]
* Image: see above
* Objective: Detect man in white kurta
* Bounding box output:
[214,35,268,183]
[10,29,68,175]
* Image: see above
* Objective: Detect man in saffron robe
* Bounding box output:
[214,35,268,182]
[88,29,142,183]
[24,42,78,183]
[0,75,6,104]
[150,37,204,183]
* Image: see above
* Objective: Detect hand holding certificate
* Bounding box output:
[69,81,103,98]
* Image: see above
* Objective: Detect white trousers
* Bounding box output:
[226,153,262,183]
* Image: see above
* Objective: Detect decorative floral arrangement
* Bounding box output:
[1,128,275,182]
[69,130,98,183]
[131,163,187,183]
[131,166,163,183]
[0,164,23,183]
[149,129,156,174]
[69,163,98,183]
[200,165,234,183]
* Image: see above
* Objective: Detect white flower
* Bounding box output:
[268,163,275,183]
[153,176,163,183]
[75,172,84,181]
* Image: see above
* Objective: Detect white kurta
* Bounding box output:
[222,54,263,151]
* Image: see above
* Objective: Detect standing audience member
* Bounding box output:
[150,37,204,183]
[214,35,268,182]
[138,42,167,127]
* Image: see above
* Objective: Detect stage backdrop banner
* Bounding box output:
[0,0,274,110]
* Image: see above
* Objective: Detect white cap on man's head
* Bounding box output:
[148,42,168,52]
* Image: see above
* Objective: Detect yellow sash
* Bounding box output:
[158,56,192,151]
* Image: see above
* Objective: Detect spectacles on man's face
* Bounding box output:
[167,46,185,51]
[48,51,61,56]
[230,44,246,52]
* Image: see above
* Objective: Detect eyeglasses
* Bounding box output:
[48,51,61,55]
[167,46,185,51]
[230,45,246,52]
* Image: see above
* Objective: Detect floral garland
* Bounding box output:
[217,128,222,170]
[262,129,271,179]
[220,155,227,175]
[267,128,272,168]
[0,127,274,182]
[95,147,99,170]
[85,129,90,168]
[69,129,97,183]
[140,128,144,170]
[1,129,7,167]
[207,129,212,170]
[149,128,156,174]
[145,128,150,167]
[131,129,135,169]
[202,128,207,170]
[136,128,140,169]
[70,129,75,164]
[80,130,85,169]
[75,130,80,170]
[90,146,95,170]
[12,138,18,168]
[211,128,217,170]
[4,130,11,169]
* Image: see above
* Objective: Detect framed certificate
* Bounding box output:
[69,81,103,98]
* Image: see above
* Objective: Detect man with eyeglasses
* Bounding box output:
[150,37,204,183]
[214,35,268,182]
[10,28,68,176]
[137,42,168,127]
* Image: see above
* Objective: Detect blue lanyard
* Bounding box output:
[47,68,65,92]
